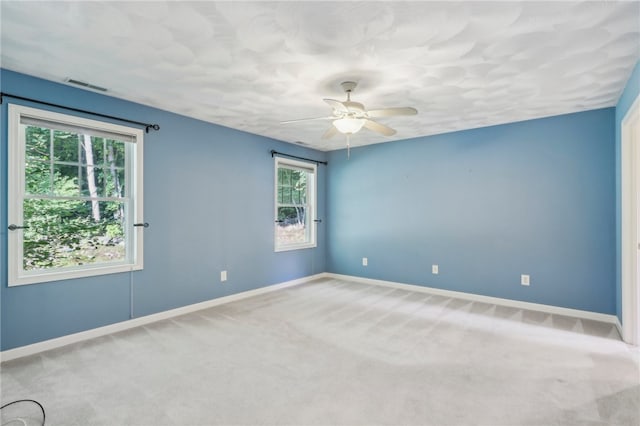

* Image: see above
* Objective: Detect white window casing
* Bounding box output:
[274,156,317,252]
[7,104,144,286]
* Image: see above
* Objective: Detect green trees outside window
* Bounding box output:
[23,125,127,270]
[276,167,308,244]
[274,158,316,251]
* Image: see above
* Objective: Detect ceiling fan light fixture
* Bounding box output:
[333,117,365,134]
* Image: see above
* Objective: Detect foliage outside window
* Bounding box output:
[8,104,144,286]
[274,157,317,251]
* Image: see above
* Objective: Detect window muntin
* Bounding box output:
[8,104,144,286]
[274,157,317,251]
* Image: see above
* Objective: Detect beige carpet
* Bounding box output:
[1,277,639,425]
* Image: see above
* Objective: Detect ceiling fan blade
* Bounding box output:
[363,119,396,136]
[323,98,349,114]
[366,107,418,118]
[280,116,334,124]
[322,126,338,139]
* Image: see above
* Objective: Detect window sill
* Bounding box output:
[9,263,142,287]
[275,243,317,253]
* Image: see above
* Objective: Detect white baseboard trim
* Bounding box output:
[326,273,619,325]
[615,317,624,340]
[1,273,324,362]
[2,272,619,361]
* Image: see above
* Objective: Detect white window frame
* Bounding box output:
[274,156,317,252]
[7,104,144,286]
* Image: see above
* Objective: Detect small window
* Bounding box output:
[274,157,317,251]
[7,104,144,286]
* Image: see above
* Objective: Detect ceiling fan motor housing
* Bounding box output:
[341,81,358,94]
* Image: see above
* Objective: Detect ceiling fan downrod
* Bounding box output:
[341,81,357,102]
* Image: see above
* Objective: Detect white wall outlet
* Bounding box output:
[362,257,368,266]
[521,274,530,286]
[432,264,439,274]
[221,270,227,282]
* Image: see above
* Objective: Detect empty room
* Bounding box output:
[1,1,639,425]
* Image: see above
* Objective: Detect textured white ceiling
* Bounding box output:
[1,1,639,151]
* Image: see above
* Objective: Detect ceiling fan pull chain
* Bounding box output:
[347,134,351,160]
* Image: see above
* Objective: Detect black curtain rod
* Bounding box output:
[270,149,327,165]
[0,92,160,133]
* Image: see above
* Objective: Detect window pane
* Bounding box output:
[80,136,106,166]
[23,199,126,271]
[90,167,125,198]
[293,170,306,205]
[280,168,290,186]
[106,139,125,168]
[112,169,125,198]
[291,169,302,185]
[53,164,80,196]
[80,165,102,197]
[53,131,79,162]
[91,138,106,165]
[25,161,51,195]
[292,187,301,204]
[95,167,105,197]
[276,206,307,245]
[277,168,285,186]
[284,186,293,204]
[25,126,51,161]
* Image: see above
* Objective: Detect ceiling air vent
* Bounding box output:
[65,78,108,92]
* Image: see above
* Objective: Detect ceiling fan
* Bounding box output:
[281,81,418,156]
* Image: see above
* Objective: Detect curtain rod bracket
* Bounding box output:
[0,92,160,133]
[145,124,160,133]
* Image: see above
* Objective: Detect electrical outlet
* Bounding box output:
[221,270,227,282]
[362,257,368,266]
[521,274,530,286]
[432,264,439,274]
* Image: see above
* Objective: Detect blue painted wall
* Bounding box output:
[0,69,327,350]
[1,65,629,351]
[615,60,640,322]
[326,109,616,314]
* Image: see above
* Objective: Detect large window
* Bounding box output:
[274,157,317,251]
[8,104,144,286]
